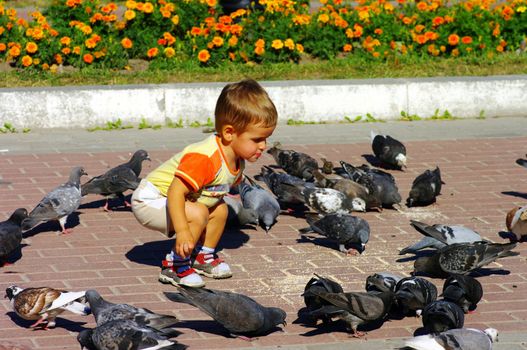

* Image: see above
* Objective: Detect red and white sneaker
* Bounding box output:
[192,252,232,279]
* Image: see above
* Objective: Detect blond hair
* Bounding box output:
[215,78,278,133]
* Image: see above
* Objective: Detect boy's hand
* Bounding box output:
[175,231,194,258]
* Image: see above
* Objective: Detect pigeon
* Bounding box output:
[81,149,150,211]
[281,183,366,214]
[267,142,319,181]
[399,220,483,255]
[406,167,444,207]
[365,272,403,294]
[302,274,344,322]
[441,274,483,313]
[313,170,381,211]
[238,176,280,232]
[5,285,90,329]
[255,165,314,204]
[422,300,465,333]
[394,276,438,316]
[399,327,498,350]
[223,195,259,227]
[0,208,28,267]
[340,161,401,209]
[515,155,527,168]
[164,286,286,339]
[370,131,407,169]
[413,241,519,277]
[21,166,87,234]
[320,157,334,174]
[506,205,527,241]
[77,319,186,350]
[304,289,394,337]
[84,289,179,330]
[299,213,370,254]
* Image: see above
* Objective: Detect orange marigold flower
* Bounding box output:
[230,24,242,36]
[448,34,459,46]
[402,16,412,25]
[0,43,6,52]
[172,15,179,25]
[190,27,202,36]
[496,45,504,52]
[343,43,352,52]
[384,2,394,11]
[94,51,105,58]
[21,55,32,67]
[272,39,284,50]
[147,47,159,58]
[254,46,265,56]
[451,48,459,57]
[284,38,294,50]
[62,47,71,54]
[492,24,500,37]
[296,43,304,53]
[206,0,217,7]
[124,10,136,20]
[374,28,383,35]
[424,31,437,40]
[161,10,171,18]
[414,24,425,33]
[212,36,224,47]
[31,27,44,40]
[81,25,92,35]
[49,29,59,37]
[353,23,363,37]
[55,53,63,64]
[143,2,154,13]
[444,15,454,23]
[228,52,236,61]
[164,47,175,57]
[415,34,427,44]
[158,38,167,46]
[60,36,71,46]
[255,39,265,48]
[318,13,329,23]
[198,49,210,62]
[8,46,20,57]
[417,1,428,11]
[0,27,4,36]
[432,16,444,26]
[86,38,97,49]
[42,63,49,70]
[228,36,238,47]
[101,5,111,14]
[26,42,38,53]
[66,0,77,7]
[461,36,472,44]
[219,15,232,24]
[83,53,94,64]
[163,32,176,45]
[372,51,380,57]
[121,37,133,49]
[73,46,81,55]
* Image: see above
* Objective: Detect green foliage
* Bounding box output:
[429,109,458,120]
[399,110,422,121]
[165,117,184,128]
[286,118,326,125]
[477,110,486,119]
[0,122,17,133]
[344,113,384,123]
[87,118,134,131]
[138,118,162,129]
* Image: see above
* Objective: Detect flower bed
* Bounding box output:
[0,0,525,70]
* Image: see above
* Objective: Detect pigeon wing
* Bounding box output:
[315,291,386,321]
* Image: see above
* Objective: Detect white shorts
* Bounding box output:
[131,179,174,237]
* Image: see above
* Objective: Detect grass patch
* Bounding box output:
[87,118,134,131]
[1,53,526,88]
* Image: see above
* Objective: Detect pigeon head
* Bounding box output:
[266,307,287,328]
[484,328,499,343]
[4,285,23,300]
[132,149,150,162]
[260,212,276,233]
[77,329,95,350]
[238,208,259,226]
[395,153,407,169]
[406,194,416,207]
[85,289,111,318]
[366,274,398,293]
[350,198,366,212]
[9,208,28,226]
[69,166,88,185]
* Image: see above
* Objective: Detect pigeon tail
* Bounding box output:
[163,292,195,306]
[516,159,527,169]
[62,301,91,315]
[21,217,41,231]
[399,334,445,350]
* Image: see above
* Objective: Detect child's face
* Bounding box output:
[231,123,275,162]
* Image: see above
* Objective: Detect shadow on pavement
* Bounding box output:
[5,312,88,333]
[21,211,81,238]
[501,191,527,200]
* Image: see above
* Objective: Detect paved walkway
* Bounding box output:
[0,117,526,349]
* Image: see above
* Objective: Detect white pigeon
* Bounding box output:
[400,327,498,350]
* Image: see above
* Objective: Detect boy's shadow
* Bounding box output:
[22,212,81,238]
[217,228,250,251]
[6,312,88,332]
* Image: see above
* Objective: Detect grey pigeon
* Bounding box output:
[223,195,259,227]
[305,289,394,337]
[302,274,344,323]
[442,274,483,313]
[238,176,280,232]
[365,272,403,294]
[85,289,179,330]
[399,220,483,255]
[299,213,370,255]
[422,300,464,333]
[340,161,401,209]
[5,285,90,330]
[267,142,319,181]
[413,241,519,277]
[77,319,186,350]
[516,155,527,168]
[255,165,314,204]
[370,131,407,169]
[313,170,381,211]
[394,276,438,316]
[164,286,286,339]
[81,149,150,211]
[407,167,444,207]
[399,327,498,350]
[282,183,366,214]
[0,208,27,266]
[22,166,87,234]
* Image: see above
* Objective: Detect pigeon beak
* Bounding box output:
[265,226,270,233]
[146,156,151,161]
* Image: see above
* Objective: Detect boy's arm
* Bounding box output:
[167,177,194,258]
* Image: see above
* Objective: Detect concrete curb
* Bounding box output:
[1,75,526,129]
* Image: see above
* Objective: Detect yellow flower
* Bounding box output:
[8,46,20,58]
[271,39,283,50]
[517,6,526,12]
[296,43,304,53]
[284,38,294,50]
[125,0,137,9]
[21,55,32,67]
[25,42,38,54]
[124,10,136,20]
[171,15,179,25]
[164,47,175,57]
[212,36,224,47]
[73,46,81,55]
[317,13,329,23]
[143,2,154,13]
[198,49,210,62]
[228,36,238,47]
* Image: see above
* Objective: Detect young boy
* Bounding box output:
[131,78,277,287]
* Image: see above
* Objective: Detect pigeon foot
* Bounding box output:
[60,228,73,234]
[124,200,132,208]
[350,330,366,338]
[29,318,49,330]
[234,334,256,341]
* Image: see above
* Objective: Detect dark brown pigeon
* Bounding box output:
[395,276,438,316]
[0,208,27,266]
[406,167,444,207]
[441,274,483,313]
[267,142,319,181]
[422,300,464,333]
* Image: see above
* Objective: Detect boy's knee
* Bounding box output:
[186,202,209,227]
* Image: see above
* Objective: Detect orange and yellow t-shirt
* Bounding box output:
[146,134,244,207]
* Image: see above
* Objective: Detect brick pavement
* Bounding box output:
[0,121,527,349]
